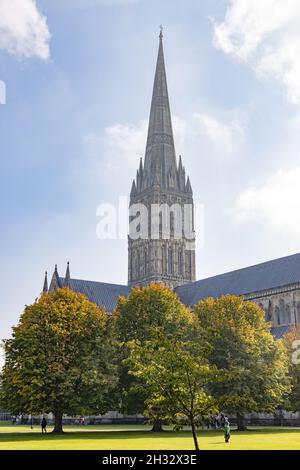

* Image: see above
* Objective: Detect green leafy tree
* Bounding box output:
[283,326,300,412]
[128,332,218,450]
[112,283,193,430]
[0,288,117,433]
[194,295,291,430]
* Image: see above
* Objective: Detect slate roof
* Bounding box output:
[271,325,292,339]
[175,252,300,307]
[59,277,130,312]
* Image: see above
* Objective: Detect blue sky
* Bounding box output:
[1,0,300,344]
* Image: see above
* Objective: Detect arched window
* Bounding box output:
[285,304,292,324]
[170,212,174,237]
[133,250,137,279]
[279,299,285,324]
[137,251,140,277]
[178,249,182,275]
[185,250,192,277]
[297,302,300,324]
[266,300,272,322]
[162,246,165,274]
[144,248,148,276]
[275,306,281,325]
[159,212,162,238]
[130,250,133,281]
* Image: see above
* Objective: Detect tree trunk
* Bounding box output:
[52,412,63,434]
[151,419,163,432]
[190,418,199,451]
[236,412,246,431]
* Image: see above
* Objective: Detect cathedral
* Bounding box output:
[44,32,299,340]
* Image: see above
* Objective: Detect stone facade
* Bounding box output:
[246,284,300,327]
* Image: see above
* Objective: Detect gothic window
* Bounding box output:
[285,304,292,324]
[137,251,140,277]
[162,246,165,274]
[185,250,192,277]
[168,247,173,275]
[275,306,281,325]
[130,251,133,281]
[159,212,162,238]
[279,299,285,324]
[170,212,174,237]
[144,248,148,276]
[297,302,300,324]
[134,251,138,279]
[178,249,182,275]
[266,300,273,322]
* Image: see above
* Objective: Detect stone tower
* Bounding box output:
[128,30,196,288]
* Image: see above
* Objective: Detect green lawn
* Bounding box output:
[0,423,299,450]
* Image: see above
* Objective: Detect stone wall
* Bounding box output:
[245,284,300,327]
[128,188,196,288]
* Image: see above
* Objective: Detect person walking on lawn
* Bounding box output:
[224,417,230,443]
[41,417,47,434]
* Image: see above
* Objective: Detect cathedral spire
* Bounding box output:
[54,264,61,286]
[128,31,196,288]
[65,261,70,288]
[186,176,193,195]
[143,28,177,189]
[42,271,48,293]
[130,179,137,197]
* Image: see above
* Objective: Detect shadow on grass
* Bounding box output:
[0,430,192,444]
[0,427,298,445]
[231,427,299,434]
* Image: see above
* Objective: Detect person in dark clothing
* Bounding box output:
[224,417,230,443]
[41,417,47,434]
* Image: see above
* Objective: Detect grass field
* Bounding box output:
[0,422,299,450]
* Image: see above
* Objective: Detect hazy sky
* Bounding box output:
[1,0,300,343]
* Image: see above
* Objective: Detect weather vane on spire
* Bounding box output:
[159,25,163,39]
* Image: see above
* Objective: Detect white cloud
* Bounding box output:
[172,115,187,149]
[0,0,50,59]
[78,111,243,204]
[82,120,147,178]
[212,0,300,104]
[83,115,188,174]
[104,120,148,167]
[230,166,300,239]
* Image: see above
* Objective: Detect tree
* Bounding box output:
[0,288,117,433]
[127,332,218,450]
[112,283,193,430]
[194,295,291,430]
[283,326,300,412]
